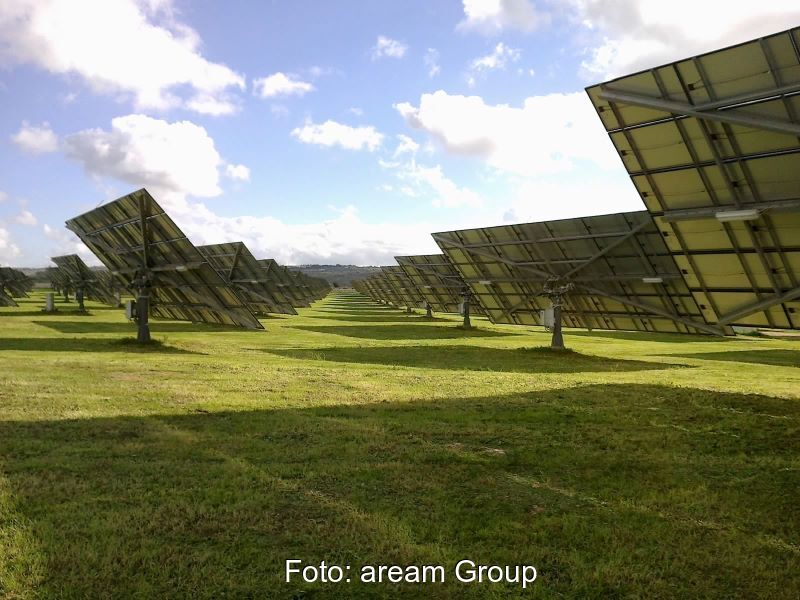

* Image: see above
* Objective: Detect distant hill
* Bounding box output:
[288,265,383,287]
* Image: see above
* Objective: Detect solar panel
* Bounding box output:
[51,254,118,306]
[0,267,31,298]
[256,260,310,307]
[586,26,800,329]
[395,254,485,316]
[65,188,263,339]
[362,273,395,305]
[433,210,725,336]
[381,266,424,309]
[197,242,297,316]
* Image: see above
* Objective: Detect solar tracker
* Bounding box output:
[433,210,726,339]
[51,254,118,308]
[0,273,17,307]
[66,188,263,341]
[381,266,424,311]
[395,254,486,317]
[287,269,331,302]
[586,26,800,330]
[0,267,31,298]
[363,273,395,305]
[197,242,297,316]
[256,259,310,308]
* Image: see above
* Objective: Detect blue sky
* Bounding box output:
[0,0,796,266]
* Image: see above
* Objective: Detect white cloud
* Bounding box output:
[348,107,364,116]
[0,0,245,113]
[172,201,440,266]
[393,134,419,157]
[253,72,314,98]
[500,172,644,224]
[470,42,520,72]
[225,163,250,182]
[62,114,228,204]
[291,119,384,152]
[396,90,621,177]
[567,0,800,80]
[0,225,21,262]
[380,156,482,209]
[458,0,549,34]
[371,36,407,60]
[424,48,440,77]
[14,209,37,226]
[0,191,7,203]
[11,121,59,154]
[43,222,99,265]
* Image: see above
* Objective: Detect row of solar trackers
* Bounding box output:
[44,188,331,329]
[0,267,34,308]
[354,27,800,336]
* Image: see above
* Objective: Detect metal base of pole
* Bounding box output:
[550,304,564,349]
[137,294,151,343]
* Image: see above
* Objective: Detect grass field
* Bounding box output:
[1,290,799,598]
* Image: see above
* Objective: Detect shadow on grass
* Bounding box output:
[262,345,681,373]
[666,349,800,368]
[0,384,797,598]
[307,314,453,323]
[288,324,517,340]
[566,329,731,344]
[0,337,201,354]
[31,320,260,335]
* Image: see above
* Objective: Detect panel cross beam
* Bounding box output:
[598,87,800,136]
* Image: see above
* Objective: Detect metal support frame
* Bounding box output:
[461,287,472,328]
[436,229,722,335]
[598,86,800,136]
[659,198,800,222]
[717,284,800,325]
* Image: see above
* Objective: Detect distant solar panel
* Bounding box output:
[66,188,263,340]
[197,242,297,316]
[433,211,724,336]
[0,275,17,307]
[51,254,118,306]
[381,266,424,309]
[395,254,485,316]
[586,27,800,329]
[256,259,310,308]
[0,267,31,298]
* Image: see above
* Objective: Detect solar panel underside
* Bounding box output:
[197,243,297,316]
[381,266,425,307]
[0,267,30,297]
[365,273,397,304]
[66,188,263,329]
[395,254,485,315]
[256,260,310,308]
[586,27,800,329]
[51,254,118,305]
[434,211,718,334]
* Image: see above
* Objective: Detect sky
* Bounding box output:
[0,1,797,267]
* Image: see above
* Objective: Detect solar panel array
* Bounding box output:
[586,26,800,329]
[381,266,425,308]
[433,211,723,335]
[66,188,264,329]
[37,29,798,340]
[395,254,485,315]
[0,267,32,307]
[257,259,310,307]
[51,254,118,306]
[197,242,297,316]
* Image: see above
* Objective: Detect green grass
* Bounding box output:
[1,290,799,599]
